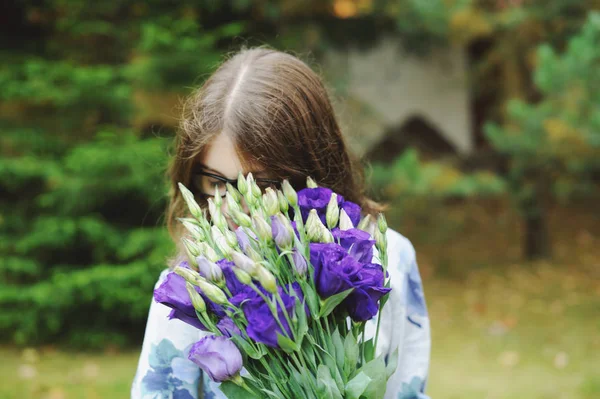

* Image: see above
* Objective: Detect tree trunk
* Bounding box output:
[522,191,551,260]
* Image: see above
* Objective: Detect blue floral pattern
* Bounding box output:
[140,339,199,399]
[397,376,430,399]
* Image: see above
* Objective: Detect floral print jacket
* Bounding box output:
[131,229,431,399]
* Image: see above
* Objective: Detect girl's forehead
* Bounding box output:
[197,133,265,178]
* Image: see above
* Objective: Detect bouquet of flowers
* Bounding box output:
[154,174,394,399]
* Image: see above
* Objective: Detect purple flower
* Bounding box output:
[216,317,242,338]
[235,227,254,253]
[188,336,243,382]
[216,259,245,297]
[332,228,375,263]
[154,271,207,331]
[297,187,361,227]
[310,243,361,298]
[344,263,391,321]
[310,242,391,321]
[230,283,305,348]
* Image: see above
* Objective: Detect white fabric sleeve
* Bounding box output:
[131,269,204,399]
[385,231,431,399]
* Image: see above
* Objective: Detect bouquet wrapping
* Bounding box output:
[154,174,395,399]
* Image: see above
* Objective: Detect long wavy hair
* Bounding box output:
[167,47,383,242]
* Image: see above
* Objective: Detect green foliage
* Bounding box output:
[0,1,246,347]
[485,12,600,258]
[485,12,600,201]
[371,148,505,201]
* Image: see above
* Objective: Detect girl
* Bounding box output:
[131,48,430,399]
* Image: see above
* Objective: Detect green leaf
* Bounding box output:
[277,333,299,354]
[294,291,309,342]
[386,348,399,379]
[331,328,346,380]
[230,335,265,360]
[302,335,317,369]
[301,280,320,318]
[344,330,359,377]
[318,288,354,318]
[316,364,343,399]
[344,371,372,399]
[363,338,375,363]
[356,356,387,398]
[220,381,260,399]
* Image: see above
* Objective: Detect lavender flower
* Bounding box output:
[291,249,308,276]
[188,336,243,382]
[271,214,293,250]
[216,317,242,338]
[196,256,224,284]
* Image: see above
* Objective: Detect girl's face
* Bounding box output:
[196,133,272,228]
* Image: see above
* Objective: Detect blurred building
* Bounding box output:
[324,37,473,158]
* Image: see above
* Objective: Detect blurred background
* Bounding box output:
[1,0,599,398]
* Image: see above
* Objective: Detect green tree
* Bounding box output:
[485,12,600,259]
[0,1,243,346]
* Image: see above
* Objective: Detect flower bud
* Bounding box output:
[231,251,258,276]
[271,214,294,250]
[306,177,318,188]
[235,227,251,253]
[174,265,202,285]
[202,243,220,263]
[186,282,206,313]
[208,198,220,223]
[213,186,222,207]
[326,193,340,229]
[231,209,252,229]
[233,267,253,285]
[197,279,229,305]
[374,227,387,255]
[281,179,297,207]
[252,214,272,241]
[226,192,242,215]
[237,172,248,195]
[182,238,202,261]
[291,249,308,276]
[339,208,354,231]
[277,191,289,213]
[256,266,277,294]
[178,183,203,220]
[262,188,279,217]
[196,255,224,284]
[245,245,263,263]
[215,236,232,257]
[224,229,238,249]
[357,214,373,232]
[377,213,388,234]
[320,227,334,243]
[179,218,205,241]
[251,180,262,199]
[306,209,324,242]
[226,182,241,203]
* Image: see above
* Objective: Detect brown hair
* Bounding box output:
[167,47,382,240]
